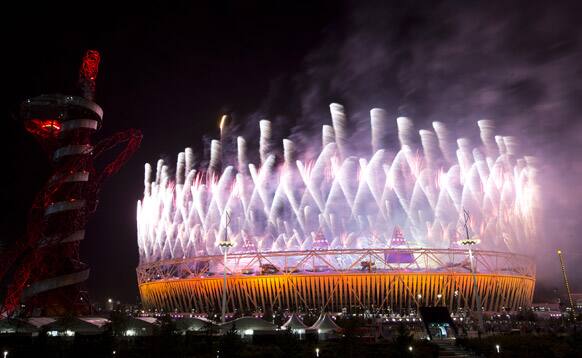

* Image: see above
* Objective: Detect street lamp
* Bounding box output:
[437,293,443,306]
[458,231,484,332]
[315,348,320,357]
[495,344,500,354]
[218,211,233,324]
[3,350,8,358]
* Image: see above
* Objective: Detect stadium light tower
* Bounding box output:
[218,211,233,323]
[458,210,484,333]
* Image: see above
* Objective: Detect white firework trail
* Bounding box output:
[137,104,539,265]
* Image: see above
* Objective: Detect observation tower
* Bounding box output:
[0,51,141,317]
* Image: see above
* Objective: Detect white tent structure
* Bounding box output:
[44,317,110,336]
[124,317,160,336]
[28,317,56,330]
[308,313,341,336]
[282,314,307,330]
[281,313,307,339]
[0,318,40,336]
[175,316,218,333]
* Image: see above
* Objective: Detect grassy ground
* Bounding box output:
[0,332,439,358]
[457,332,582,357]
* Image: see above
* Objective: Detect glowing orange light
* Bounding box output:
[139,271,535,313]
[25,119,61,138]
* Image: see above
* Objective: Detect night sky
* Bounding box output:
[4,1,582,305]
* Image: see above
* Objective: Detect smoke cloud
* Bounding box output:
[249,0,582,295]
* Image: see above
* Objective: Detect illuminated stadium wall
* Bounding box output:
[136,104,538,313]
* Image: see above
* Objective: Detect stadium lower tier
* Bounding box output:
[139,272,534,313]
[137,249,535,313]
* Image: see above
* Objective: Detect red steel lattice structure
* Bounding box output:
[0,50,142,317]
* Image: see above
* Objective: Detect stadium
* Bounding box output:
[136,104,538,314]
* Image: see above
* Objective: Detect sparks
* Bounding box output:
[219,114,227,135]
[137,104,539,265]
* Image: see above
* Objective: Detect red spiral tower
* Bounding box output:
[0,50,142,317]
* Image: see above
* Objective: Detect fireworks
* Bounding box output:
[136,104,539,266]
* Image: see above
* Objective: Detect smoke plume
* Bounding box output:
[259,0,582,295]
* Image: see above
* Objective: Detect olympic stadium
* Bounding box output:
[136,104,538,314]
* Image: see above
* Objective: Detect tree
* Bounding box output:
[338,317,364,358]
[275,329,301,358]
[393,322,413,356]
[158,313,176,336]
[219,323,242,358]
[109,310,130,336]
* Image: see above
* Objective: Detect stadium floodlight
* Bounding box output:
[218,211,233,323]
[458,209,484,333]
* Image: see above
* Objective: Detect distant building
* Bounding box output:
[44,317,110,336]
[571,293,582,311]
[0,316,110,337]
[0,318,41,336]
[531,303,562,319]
